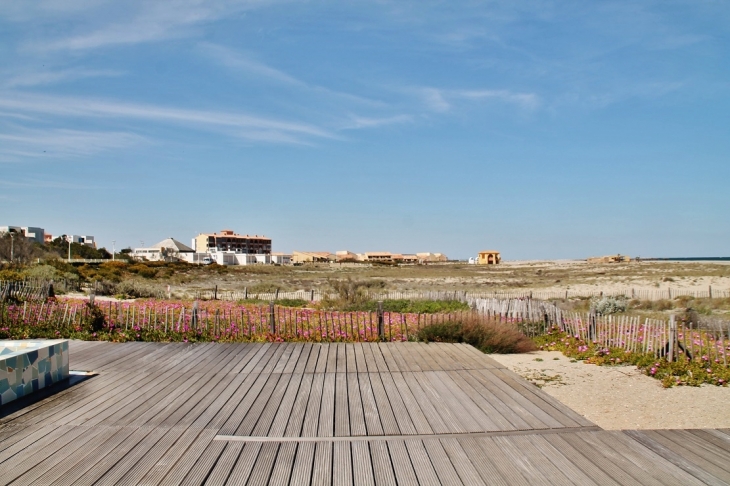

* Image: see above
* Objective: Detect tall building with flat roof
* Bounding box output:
[0,226,45,244]
[193,229,271,254]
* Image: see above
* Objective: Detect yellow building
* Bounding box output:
[478,250,501,265]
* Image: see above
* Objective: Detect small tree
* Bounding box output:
[0,232,41,263]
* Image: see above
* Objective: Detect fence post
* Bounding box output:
[214,285,218,300]
[244,287,248,300]
[275,288,279,301]
[709,285,713,299]
[310,289,315,301]
[589,309,597,341]
[48,280,55,299]
[192,301,199,329]
[668,314,676,362]
[269,301,276,335]
[377,301,384,341]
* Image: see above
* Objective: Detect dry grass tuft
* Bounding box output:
[418,315,536,354]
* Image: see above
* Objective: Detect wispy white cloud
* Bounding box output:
[341,114,413,130]
[0,93,334,143]
[416,87,539,112]
[455,89,540,109]
[420,88,452,112]
[0,127,145,161]
[0,178,93,190]
[555,80,685,109]
[2,68,123,88]
[198,43,387,108]
[198,43,304,86]
[32,1,280,51]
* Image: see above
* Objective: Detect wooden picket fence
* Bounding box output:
[0,279,82,302]
[0,280,53,302]
[190,286,730,303]
[0,298,507,343]
[469,297,730,365]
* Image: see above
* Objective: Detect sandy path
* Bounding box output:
[489,350,730,430]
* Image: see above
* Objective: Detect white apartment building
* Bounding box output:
[0,226,45,244]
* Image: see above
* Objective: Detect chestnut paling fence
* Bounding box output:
[191,286,730,302]
[0,298,514,343]
[2,279,729,303]
[2,296,728,367]
[471,297,730,366]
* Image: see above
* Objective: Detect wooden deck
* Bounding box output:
[0,341,728,485]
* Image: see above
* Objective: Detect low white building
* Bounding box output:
[177,251,272,265]
[271,253,291,265]
[68,235,96,248]
[132,238,194,262]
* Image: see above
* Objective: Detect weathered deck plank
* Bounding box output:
[0,342,727,485]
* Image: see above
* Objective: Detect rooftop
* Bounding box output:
[199,231,270,240]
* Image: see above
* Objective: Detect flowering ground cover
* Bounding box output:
[534,327,730,387]
[0,297,478,344]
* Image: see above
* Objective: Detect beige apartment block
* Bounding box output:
[335,250,358,261]
[193,229,271,254]
[291,251,334,263]
[416,252,448,262]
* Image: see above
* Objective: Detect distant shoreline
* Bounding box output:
[640,257,730,262]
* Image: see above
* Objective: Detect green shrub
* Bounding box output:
[0,269,23,281]
[22,264,61,280]
[326,298,470,313]
[276,298,309,308]
[127,264,157,279]
[591,296,627,315]
[629,299,675,311]
[81,302,106,333]
[114,279,165,299]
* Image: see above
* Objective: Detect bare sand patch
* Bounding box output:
[489,350,730,430]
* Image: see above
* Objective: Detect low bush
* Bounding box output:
[591,296,627,315]
[628,299,675,311]
[325,298,470,313]
[276,298,309,308]
[81,302,106,333]
[21,264,61,280]
[127,264,157,279]
[114,279,165,299]
[0,268,23,281]
[418,316,536,354]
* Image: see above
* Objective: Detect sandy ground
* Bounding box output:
[489,350,730,430]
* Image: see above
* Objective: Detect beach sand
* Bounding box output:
[489,350,730,430]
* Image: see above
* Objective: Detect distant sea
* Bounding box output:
[642,257,730,262]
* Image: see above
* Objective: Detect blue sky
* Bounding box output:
[1,1,728,259]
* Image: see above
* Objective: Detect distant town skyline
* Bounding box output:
[1,2,728,259]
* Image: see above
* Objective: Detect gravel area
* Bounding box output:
[489,350,730,430]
